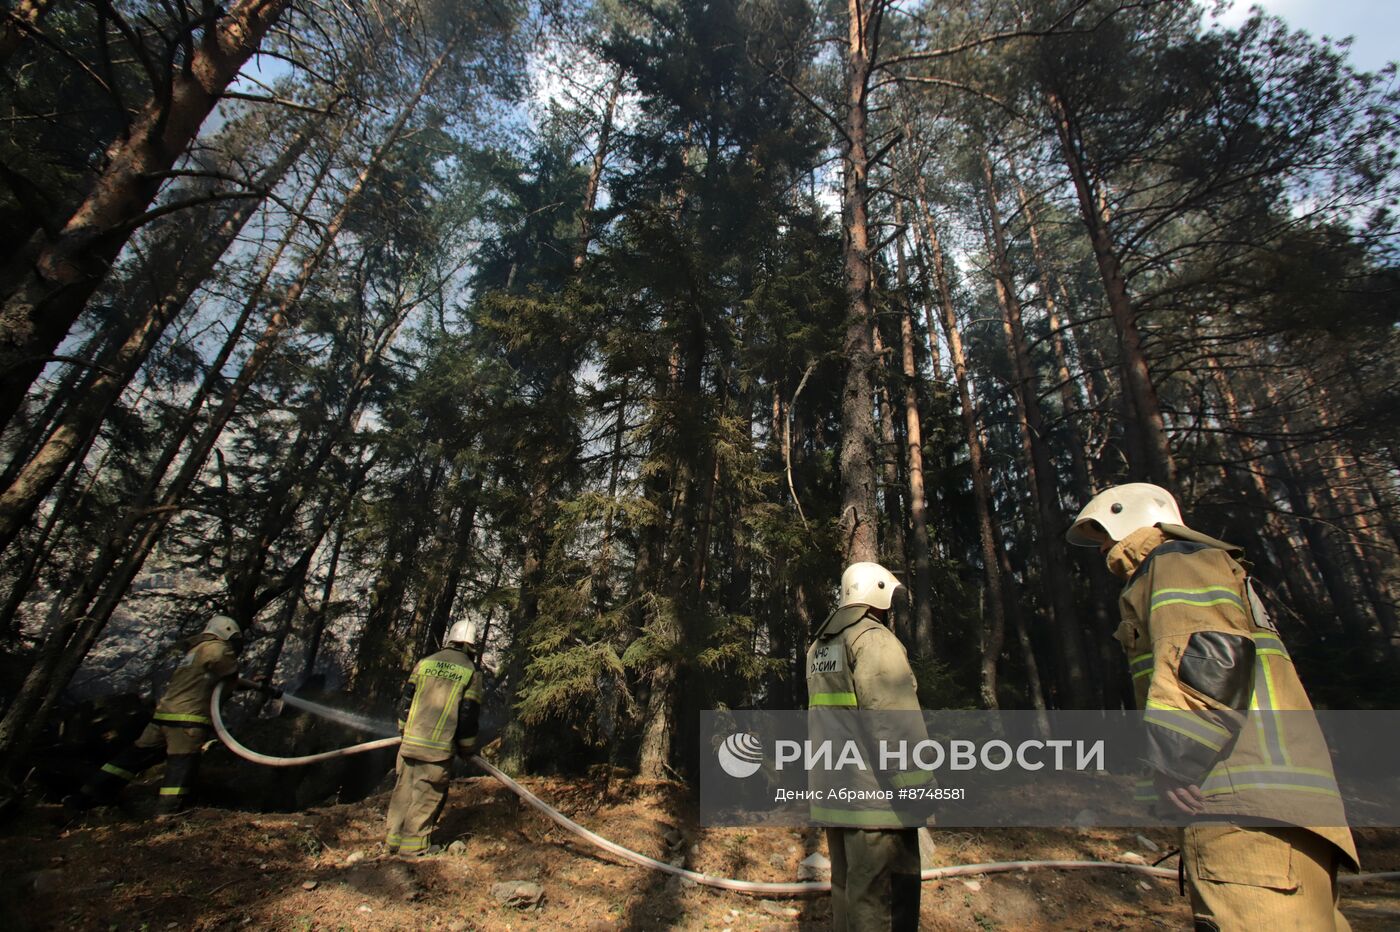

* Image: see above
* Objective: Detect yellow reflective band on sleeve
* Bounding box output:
[809,805,906,827]
[1253,633,1291,659]
[153,712,212,725]
[890,769,934,789]
[1144,701,1229,751]
[1129,653,1154,680]
[100,763,137,781]
[158,787,191,796]
[809,692,858,707]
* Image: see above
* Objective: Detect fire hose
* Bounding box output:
[208,683,1400,895]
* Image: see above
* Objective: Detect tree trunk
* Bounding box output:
[891,217,935,661]
[0,42,456,774]
[401,461,466,651]
[1350,450,1400,555]
[1012,168,1126,705]
[870,323,908,608]
[1044,87,1176,491]
[638,661,678,781]
[1203,355,1325,611]
[637,303,708,780]
[301,520,347,682]
[909,172,1011,711]
[980,150,1095,709]
[0,128,313,553]
[0,326,107,486]
[424,476,483,651]
[1255,378,1375,652]
[574,68,623,270]
[594,381,630,612]
[0,416,109,639]
[1000,530,1051,733]
[837,0,882,564]
[0,0,293,433]
[1012,169,1093,494]
[226,285,414,623]
[1304,378,1400,643]
[354,459,447,700]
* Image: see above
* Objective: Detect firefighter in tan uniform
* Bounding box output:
[73,614,262,814]
[384,619,485,856]
[1068,484,1358,932]
[806,562,925,932]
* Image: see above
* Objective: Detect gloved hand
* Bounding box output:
[235,676,282,698]
[1153,771,1206,816]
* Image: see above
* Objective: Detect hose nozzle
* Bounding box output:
[235,676,282,698]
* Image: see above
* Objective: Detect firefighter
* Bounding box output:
[1067,483,1358,931]
[384,619,485,857]
[806,562,925,932]
[71,614,264,814]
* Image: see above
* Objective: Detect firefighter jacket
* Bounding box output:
[805,605,930,827]
[153,634,238,728]
[397,647,484,763]
[1110,524,1358,870]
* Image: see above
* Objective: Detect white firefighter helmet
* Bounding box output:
[1066,482,1184,547]
[445,619,482,651]
[838,562,903,611]
[203,614,241,642]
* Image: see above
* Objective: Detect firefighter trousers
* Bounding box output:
[385,754,450,855]
[1184,824,1350,931]
[826,827,921,932]
[82,722,205,812]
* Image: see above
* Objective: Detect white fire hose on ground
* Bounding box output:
[208,683,1400,896]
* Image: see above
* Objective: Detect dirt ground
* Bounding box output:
[2,771,1398,931]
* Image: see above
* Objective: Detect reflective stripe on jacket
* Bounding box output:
[1112,524,1358,870]
[399,647,484,763]
[805,605,929,827]
[154,634,237,727]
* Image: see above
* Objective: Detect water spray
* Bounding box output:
[278,693,398,737]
